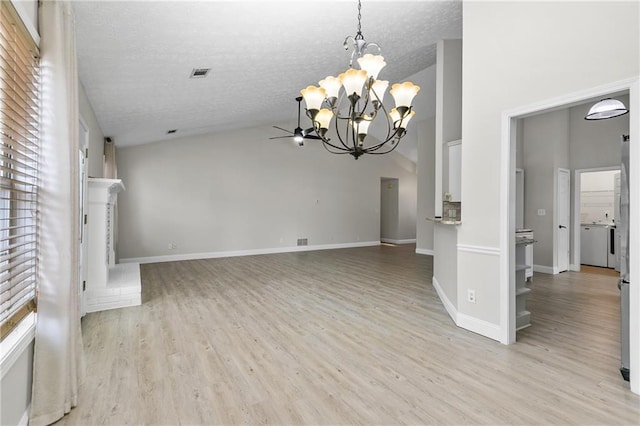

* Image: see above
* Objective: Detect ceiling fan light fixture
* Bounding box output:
[585,98,629,120]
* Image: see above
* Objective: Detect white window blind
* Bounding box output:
[0,1,39,340]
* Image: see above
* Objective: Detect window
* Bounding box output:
[0,1,39,340]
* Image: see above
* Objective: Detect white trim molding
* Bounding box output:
[457,312,503,342]
[432,276,457,323]
[533,264,557,275]
[0,312,35,379]
[433,276,502,341]
[457,244,500,256]
[18,405,30,426]
[121,241,382,264]
[381,238,417,244]
[416,248,434,256]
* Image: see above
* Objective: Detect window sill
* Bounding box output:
[0,312,36,379]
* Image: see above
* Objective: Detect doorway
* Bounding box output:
[503,78,638,393]
[573,167,621,271]
[380,177,399,243]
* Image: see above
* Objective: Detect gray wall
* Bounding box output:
[78,82,106,178]
[520,95,629,270]
[416,116,436,253]
[432,39,462,318]
[522,108,570,268]
[116,124,417,261]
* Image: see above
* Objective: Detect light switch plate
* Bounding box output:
[537,209,546,216]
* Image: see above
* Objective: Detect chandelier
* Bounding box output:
[300,0,420,160]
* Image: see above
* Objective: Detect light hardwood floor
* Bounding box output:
[57,245,640,425]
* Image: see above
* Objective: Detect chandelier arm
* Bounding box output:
[370,87,394,142]
[362,131,403,152]
[321,140,351,155]
[364,138,403,155]
[320,136,351,152]
[331,111,353,151]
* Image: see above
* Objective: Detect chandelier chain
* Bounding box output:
[355,0,363,40]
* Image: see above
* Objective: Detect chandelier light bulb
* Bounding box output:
[390,81,421,112]
[352,117,372,135]
[315,108,334,130]
[357,54,386,80]
[339,68,369,99]
[319,76,342,101]
[300,85,327,114]
[370,80,389,102]
[398,110,415,129]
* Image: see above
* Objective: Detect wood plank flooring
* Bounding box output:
[57,245,640,425]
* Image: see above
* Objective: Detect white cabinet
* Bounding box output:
[516,232,535,330]
[85,178,141,313]
[581,224,608,267]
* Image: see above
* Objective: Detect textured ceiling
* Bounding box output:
[72,0,462,148]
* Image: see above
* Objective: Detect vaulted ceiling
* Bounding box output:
[72,1,462,148]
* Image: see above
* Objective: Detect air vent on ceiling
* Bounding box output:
[166,129,177,134]
[190,68,210,78]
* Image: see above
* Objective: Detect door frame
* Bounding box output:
[556,168,570,273]
[572,166,621,272]
[78,115,89,317]
[500,77,639,394]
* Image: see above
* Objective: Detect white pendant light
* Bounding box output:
[585,98,629,120]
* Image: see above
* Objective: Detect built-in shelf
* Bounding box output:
[515,230,535,331]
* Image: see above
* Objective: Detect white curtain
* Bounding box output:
[30,1,84,425]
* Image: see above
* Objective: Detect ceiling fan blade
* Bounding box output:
[268,136,294,140]
[303,135,322,140]
[273,125,294,134]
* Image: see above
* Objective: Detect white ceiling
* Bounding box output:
[72,0,462,148]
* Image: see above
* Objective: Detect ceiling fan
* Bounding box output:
[270,96,322,146]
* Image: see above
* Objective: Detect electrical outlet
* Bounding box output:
[537,209,546,216]
[467,289,476,304]
[168,243,177,250]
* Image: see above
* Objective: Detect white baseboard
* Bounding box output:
[381,238,417,244]
[121,241,381,264]
[18,405,30,426]
[456,312,502,342]
[432,276,457,324]
[533,264,555,274]
[569,263,580,272]
[416,248,434,256]
[432,276,501,342]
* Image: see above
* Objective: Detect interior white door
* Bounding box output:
[557,168,570,272]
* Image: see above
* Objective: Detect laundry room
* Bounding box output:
[580,169,620,269]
